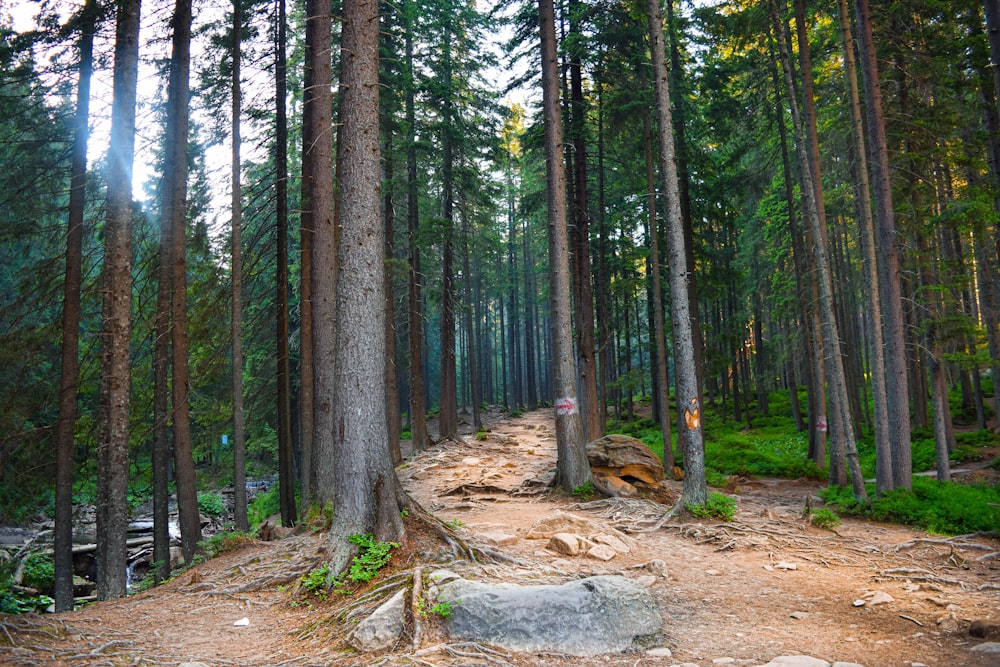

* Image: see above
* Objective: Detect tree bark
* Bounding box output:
[770,0,866,499]
[855,0,911,489]
[97,0,141,601]
[404,4,428,453]
[647,0,706,505]
[275,0,296,527]
[837,0,891,495]
[164,0,202,562]
[230,0,248,534]
[539,0,592,491]
[328,0,404,571]
[308,0,337,507]
[55,0,97,611]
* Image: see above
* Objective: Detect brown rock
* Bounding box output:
[587,434,665,485]
[586,544,617,561]
[525,511,598,539]
[548,533,585,556]
[592,474,638,498]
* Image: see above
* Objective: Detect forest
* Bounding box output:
[2,0,1000,617]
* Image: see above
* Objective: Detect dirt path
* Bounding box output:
[3,409,999,667]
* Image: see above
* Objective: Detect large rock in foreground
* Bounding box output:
[435,573,662,656]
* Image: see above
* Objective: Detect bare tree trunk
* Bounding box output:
[646,0,705,505]
[55,0,97,611]
[231,0,248,533]
[327,0,404,572]
[298,0,316,511]
[538,0,592,491]
[404,6,427,453]
[97,0,141,601]
[461,209,482,431]
[837,0,892,495]
[642,102,673,472]
[384,128,403,464]
[770,0,866,500]
[308,0,337,507]
[856,0,911,489]
[275,0,296,526]
[163,0,202,562]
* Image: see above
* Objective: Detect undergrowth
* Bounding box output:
[820,477,1000,535]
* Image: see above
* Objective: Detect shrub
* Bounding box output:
[21,553,54,594]
[687,492,736,521]
[346,533,399,584]
[249,483,281,528]
[197,492,226,518]
[809,508,841,530]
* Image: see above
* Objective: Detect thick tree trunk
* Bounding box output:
[855,0,911,489]
[538,0,592,491]
[328,0,404,571]
[97,0,141,601]
[298,0,315,510]
[568,0,601,443]
[308,0,337,506]
[55,0,97,611]
[647,0,706,505]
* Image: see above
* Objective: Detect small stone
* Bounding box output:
[764,564,775,571]
[790,611,809,620]
[461,457,481,466]
[645,558,669,578]
[712,659,735,665]
[706,569,721,576]
[907,663,929,667]
[925,597,950,607]
[548,533,584,556]
[867,591,894,605]
[586,544,617,561]
[775,561,798,571]
[970,642,1000,653]
[428,569,461,584]
[480,531,518,546]
[592,533,630,554]
[645,647,672,657]
[937,611,959,633]
[852,599,866,607]
[634,575,657,587]
[233,617,250,627]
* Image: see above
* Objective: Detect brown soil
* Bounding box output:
[3,408,999,667]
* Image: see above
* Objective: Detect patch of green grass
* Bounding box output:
[820,477,1000,535]
[703,428,824,481]
[474,428,489,441]
[572,481,597,500]
[197,492,226,518]
[248,484,281,528]
[302,563,331,600]
[808,508,841,531]
[199,531,254,558]
[345,533,399,584]
[686,492,736,521]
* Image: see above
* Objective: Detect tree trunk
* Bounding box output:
[162,0,201,562]
[384,127,403,464]
[55,0,97,611]
[568,0,601,443]
[855,0,911,489]
[327,0,404,572]
[230,0,249,534]
[770,0,865,499]
[275,0,296,526]
[405,5,428,453]
[461,209,482,431]
[642,102,674,471]
[647,0,706,505]
[837,0,891,494]
[308,0,337,507]
[297,0,315,511]
[97,0,141,601]
[538,0,592,491]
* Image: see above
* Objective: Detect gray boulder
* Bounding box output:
[347,588,406,652]
[436,574,662,656]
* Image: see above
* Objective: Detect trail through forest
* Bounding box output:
[3,409,999,667]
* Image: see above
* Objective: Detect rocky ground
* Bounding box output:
[1,408,999,667]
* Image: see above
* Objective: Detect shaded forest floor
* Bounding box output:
[3,408,999,667]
